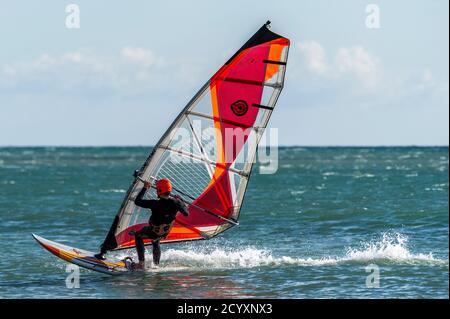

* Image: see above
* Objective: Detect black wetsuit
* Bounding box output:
[134,187,189,265]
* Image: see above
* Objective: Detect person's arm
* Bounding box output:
[134,183,157,209]
[174,195,189,217]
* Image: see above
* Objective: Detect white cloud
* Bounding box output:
[0,65,18,88]
[335,46,379,88]
[416,68,438,91]
[417,69,449,105]
[294,41,380,90]
[0,47,204,96]
[297,41,328,74]
[120,47,156,67]
[286,39,449,130]
[63,51,83,63]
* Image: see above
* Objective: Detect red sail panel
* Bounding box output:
[173,38,289,230]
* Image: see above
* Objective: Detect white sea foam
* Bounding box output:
[289,190,306,196]
[322,171,338,176]
[344,233,438,263]
[425,184,446,191]
[353,173,375,179]
[99,189,126,193]
[112,233,447,272]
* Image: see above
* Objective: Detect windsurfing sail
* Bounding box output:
[100,21,290,251]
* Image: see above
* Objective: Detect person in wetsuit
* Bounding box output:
[132,178,189,269]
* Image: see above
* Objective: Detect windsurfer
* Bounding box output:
[130,178,189,269]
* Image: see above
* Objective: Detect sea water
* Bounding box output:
[0,147,448,298]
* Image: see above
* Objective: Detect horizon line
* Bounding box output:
[0,144,448,148]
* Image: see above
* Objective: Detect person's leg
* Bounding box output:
[94,245,108,260]
[135,230,146,263]
[152,239,161,266]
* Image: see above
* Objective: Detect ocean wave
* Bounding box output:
[322,171,338,176]
[343,233,441,264]
[425,186,446,192]
[99,189,126,193]
[289,190,306,196]
[112,233,447,271]
[353,172,375,178]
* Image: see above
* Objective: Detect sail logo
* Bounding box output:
[230,100,248,116]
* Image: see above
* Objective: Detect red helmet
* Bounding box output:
[156,178,172,196]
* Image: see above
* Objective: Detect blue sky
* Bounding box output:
[0,0,448,146]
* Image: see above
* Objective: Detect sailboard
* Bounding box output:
[32,234,130,275]
[34,21,290,274]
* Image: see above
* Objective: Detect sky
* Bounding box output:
[0,0,448,146]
